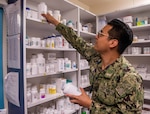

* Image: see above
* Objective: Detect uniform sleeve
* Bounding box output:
[56,23,99,61]
[89,73,143,113]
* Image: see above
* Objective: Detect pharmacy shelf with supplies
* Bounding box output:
[98,4,150,109]
[6,0,97,114]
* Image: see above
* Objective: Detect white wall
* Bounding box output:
[68,0,90,11]
[70,0,150,15]
[0,0,7,6]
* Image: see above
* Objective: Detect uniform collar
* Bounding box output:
[102,56,124,79]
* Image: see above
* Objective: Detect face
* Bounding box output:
[94,25,113,53]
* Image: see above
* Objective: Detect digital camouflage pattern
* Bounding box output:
[56,23,144,114]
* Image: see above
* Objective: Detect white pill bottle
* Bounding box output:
[38,2,47,21]
[62,83,81,96]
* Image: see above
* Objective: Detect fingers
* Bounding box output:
[80,87,86,94]
[70,98,79,104]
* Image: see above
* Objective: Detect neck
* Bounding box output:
[101,52,120,70]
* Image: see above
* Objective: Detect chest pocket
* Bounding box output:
[92,71,122,102]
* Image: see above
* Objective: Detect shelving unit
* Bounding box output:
[98,4,150,113]
[5,0,97,114]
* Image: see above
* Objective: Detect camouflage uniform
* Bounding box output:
[56,23,144,114]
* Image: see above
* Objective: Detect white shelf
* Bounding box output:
[144,90,150,100]
[26,18,57,33]
[131,24,150,31]
[143,104,150,109]
[26,46,76,51]
[27,68,78,79]
[144,96,150,100]
[132,40,150,44]
[24,0,97,113]
[27,93,64,108]
[97,3,150,112]
[81,66,90,70]
[123,54,150,57]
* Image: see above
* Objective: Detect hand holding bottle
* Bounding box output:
[41,13,59,26]
[65,87,92,108]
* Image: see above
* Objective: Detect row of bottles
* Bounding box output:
[26,35,71,49]
[26,53,77,76]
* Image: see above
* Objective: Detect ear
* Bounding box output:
[109,39,118,48]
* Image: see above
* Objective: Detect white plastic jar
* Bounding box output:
[31,63,38,75]
[36,53,45,74]
[39,88,46,99]
[38,2,47,21]
[31,86,39,102]
[27,89,32,105]
[62,83,81,95]
[53,10,61,22]
[26,63,31,75]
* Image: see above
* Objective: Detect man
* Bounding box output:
[42,13,144,114]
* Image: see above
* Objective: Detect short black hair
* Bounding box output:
[107,19,133,54]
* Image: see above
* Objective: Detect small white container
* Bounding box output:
[31,63,38,75]
[53,10,61,22]
[26,7,31,18]
[27,90,32,105]
[71,61,76,69]
[26,63,31,75]
[41,40,45,47]
[36,53,45,74]
[31,86,39,102]
[39,88,46,99]
[62,83,81,95]
[38,2,47,21]
[48,10,53,16]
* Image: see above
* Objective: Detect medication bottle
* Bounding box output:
[31,86,39,102]
[27,89,32,105]
[71,61,76,69]
[38,2,47,21]
[55,35,62,48]
[26,7,31,18]
[26,63,31,75]
[31,63,38,75]
[62,36,69,48]
[39,88,46,99]
[50,84,56,94]
[62,83,81,95]
[53,10,61,22]
[36,53,45,74]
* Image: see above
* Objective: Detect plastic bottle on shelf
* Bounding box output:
[26,63,31,75]
[39,88,46,99]
[27,88,32,105]
[36,53,45,74]
[55,35,62,48]
[62,36,69,48]
[30,54,37,64]
[50,36,55,49]
[31,63,38,75]
[26,7,31,18]
[31,86,39,102]
[48,10,53,16]
[71,61,76,69]
[53,10,61,22]
[38,2,47,21]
